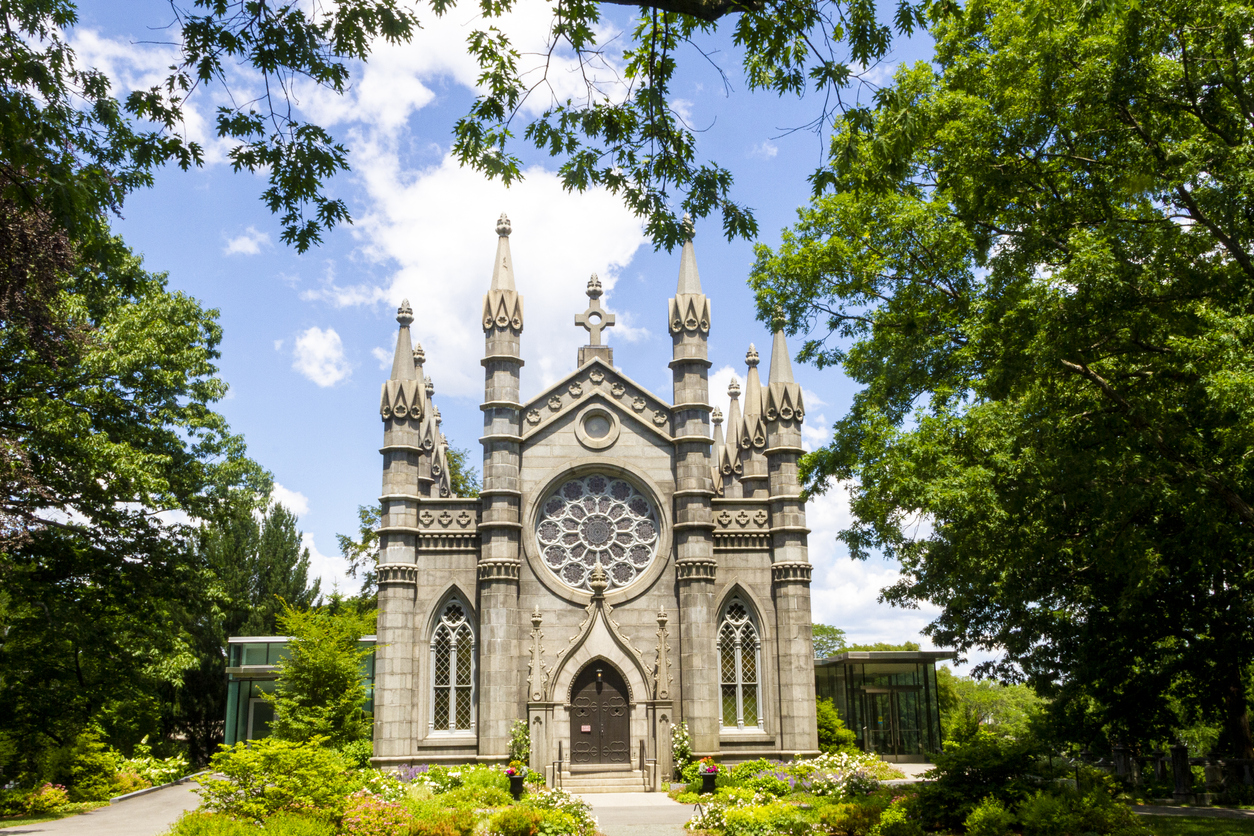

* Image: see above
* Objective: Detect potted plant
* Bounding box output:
[506,761,527,800]
[698,757,719,794]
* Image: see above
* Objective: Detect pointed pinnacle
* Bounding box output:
[769,319,796,385]
[728,379,741,398]
[490,214,516,291]
[397,299,414,326]
[745,344,760,367]
[496,212,512,237]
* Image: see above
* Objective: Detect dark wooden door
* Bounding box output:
[570,664,629,765]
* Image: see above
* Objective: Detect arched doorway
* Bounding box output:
[569,662,629,766]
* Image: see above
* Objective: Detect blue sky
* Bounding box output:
[80,1,963,653]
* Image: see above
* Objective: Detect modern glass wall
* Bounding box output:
[224,636,376,746]
[815,652,953,761]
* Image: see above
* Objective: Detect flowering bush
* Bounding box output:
[698,757,720,775]
[197,736,352,821]
[113,772,152,795]
[671,721,693,776]
[341,791,409,836]
[22,783,69,815]
[350,769,407,802]
[685,789,775,831]
[793,751,889,798]
[121,736,189,786]
[522,787,597,836]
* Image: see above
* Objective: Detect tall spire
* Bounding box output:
[743,345,764,427]
[676,213,702,295]
[390,300,417,381]
[490,212,515,291]
[768,309,795,384]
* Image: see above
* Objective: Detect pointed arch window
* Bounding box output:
[718,597,762,730]
[430,598,476,733]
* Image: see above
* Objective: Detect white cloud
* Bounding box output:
[292,326,352,387]
[271,483,310,517]
[372,346,393,370]
[302,533,358,597]
[273,339,284,352]
[224,226,271,256]
[750,141,778,159]
[345,153,647,398]
[301,279,387,308]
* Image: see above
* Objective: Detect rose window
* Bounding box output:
[536,474,659,591]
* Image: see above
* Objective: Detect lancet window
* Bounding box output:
[430,599,475,733]
[718,597,762,730]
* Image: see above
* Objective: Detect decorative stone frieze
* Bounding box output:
[771,562,812,583]
[675,559,717,581]
[477,559,522,581]
[378,564,418,586]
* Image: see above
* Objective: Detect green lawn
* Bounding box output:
[1141,815,1254,836]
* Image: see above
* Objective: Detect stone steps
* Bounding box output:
[558,769,648,793]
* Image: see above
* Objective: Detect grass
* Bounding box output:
[0,801,108,827]
[1141,815,1254,836]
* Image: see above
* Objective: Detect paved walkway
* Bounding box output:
[1134,805,1254,820]
[0,782,199,836]
[574,791,695,836]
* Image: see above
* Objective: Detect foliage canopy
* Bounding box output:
[751,0,1254,754]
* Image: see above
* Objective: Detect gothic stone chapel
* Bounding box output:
[372,214,818,790]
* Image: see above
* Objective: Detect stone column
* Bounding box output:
[764,315,818,755]
[667,220,719,755]
[478,214,526,759]
[374,301,432,761]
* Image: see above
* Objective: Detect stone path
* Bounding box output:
[574,791,696,836]
[0,782,199,836]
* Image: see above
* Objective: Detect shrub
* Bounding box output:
[819,799,886,836]
[964,796,1015,836]
[817,698,859,754]
[114,772,152,795]
[722,800,809,836]
[168,811,256,836]
[121,736,189,785]
[672,721,693,777]
[197,736,351,821]
[411,820,458,836]
[744,775,791,797]
[910,732,1040,830]
[1018,790,1079,836]
[22,783,70,815]
[491,806,544,836]
[524,788,597,836]
[351,769,407,802]
[342,792,410,836]
[871,799,922,836]
[69,730,122,802]
[264,812,338,836]
[0,787,27,816]
[509,719,531,764]
[341,739,375,769]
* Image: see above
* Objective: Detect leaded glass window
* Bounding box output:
[430,599,475,733]
[535,474,659,591]
[718,598,762,730]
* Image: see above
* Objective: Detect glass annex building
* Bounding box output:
[815,650,955,761]
[224,636,377,746]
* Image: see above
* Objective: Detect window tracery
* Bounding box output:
[719,597,762,730]
[536,474,659,591]
[430,599,475,733]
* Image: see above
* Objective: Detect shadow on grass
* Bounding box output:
[1143,817,1254,836]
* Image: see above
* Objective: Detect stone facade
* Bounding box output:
[372,215,818,782]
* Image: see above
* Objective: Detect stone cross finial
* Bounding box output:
[745,344,760,367]
[575,274,616,346]
[397,299,414,326]
[496,212,512,237]
[712,406,723,425]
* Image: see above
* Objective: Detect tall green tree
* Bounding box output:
[752,0,1254,754]
[813,624,848,659]
[265,603,374,749]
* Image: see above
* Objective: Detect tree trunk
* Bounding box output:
[1219,668,1254,759]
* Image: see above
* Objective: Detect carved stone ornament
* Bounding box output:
[527,409,541,425]
[569,381,583,398]
[717,510,732,527]
[754,509,768,527]
[420,510,434,527]
[611,383,626,398]
[528,606,547,702]
[589,368,605,384]
[438,510,453,527]
[548,395,563,412]
[632,397,646,413]
[652,410,668,427]
[736,510,750,527]
[457,511,472,528]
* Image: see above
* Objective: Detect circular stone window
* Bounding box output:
[574,405,620,450]
[536,474,659,592]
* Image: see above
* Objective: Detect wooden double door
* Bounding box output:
[570,664,629,766]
